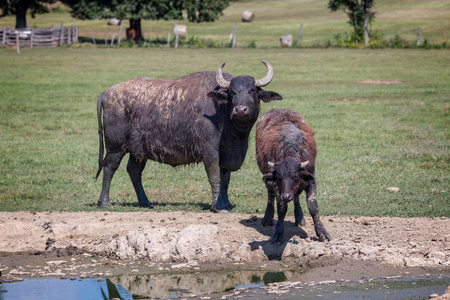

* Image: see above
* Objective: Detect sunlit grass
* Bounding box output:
[0,47,448,217]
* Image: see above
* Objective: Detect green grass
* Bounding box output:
[0,0,449,217]
[0,0,449,46]
[0,47,448,217]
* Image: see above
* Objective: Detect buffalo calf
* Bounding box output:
[255,108,330,243]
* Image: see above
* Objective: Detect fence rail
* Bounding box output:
[0,25,78,48]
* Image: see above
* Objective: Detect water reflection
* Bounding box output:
[0,270,292,300]
[0,277,132,300]
[112,270,291,298]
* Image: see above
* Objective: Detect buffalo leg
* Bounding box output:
[306,181,331,241]
[271,199,288,243]
[294,195,306,227]
[204,157,232,213]
[126,155,152,208]
[98,152,125,208]
[217,168,233,211]
[204,157,222,213]
[262,183,275,226]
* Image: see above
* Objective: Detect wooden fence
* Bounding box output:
[0,25,78,48]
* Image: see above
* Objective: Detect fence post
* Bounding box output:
[174,23,179,49]
[90,30,96,45]
[296,23,303,47]
[68,28,71,45]
[30,28,33,48]
[16,32,20,54]
[417,27,421,46]
[59,23,64,46]
[3,27,7,47]
[118,22,123,46]
[72,25,78,43]
[111,33,116,46]
[232,22,237,48]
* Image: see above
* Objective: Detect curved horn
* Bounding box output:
[301,161,309,168]
[216,62,231,89]
[267,161,275,171]
[255,60,274,87]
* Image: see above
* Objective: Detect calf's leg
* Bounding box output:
[294,195,306,227]
[271,199,288,243]
[262,183,275,226]
[306,181,331,241]
[127,155,152,208]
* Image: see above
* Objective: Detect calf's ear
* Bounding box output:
[258,90,283,103]
[207,90,228,103]
[300,171,314,183]
[262,173,274,185]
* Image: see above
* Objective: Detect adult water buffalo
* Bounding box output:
[96,61,283,212]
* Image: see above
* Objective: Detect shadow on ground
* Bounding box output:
[240,216,309,260]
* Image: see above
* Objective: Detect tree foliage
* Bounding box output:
[328,0,375,40]
[63,0,229,23]
[63,0,229,43]
[0,0,56,29]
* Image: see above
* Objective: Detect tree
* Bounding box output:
[328,0,375,42]
[63,0,229,43]
[0,0,56,29]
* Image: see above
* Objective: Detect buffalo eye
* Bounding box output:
[292,174,299,181]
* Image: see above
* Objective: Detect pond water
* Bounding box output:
[0,270,449,300]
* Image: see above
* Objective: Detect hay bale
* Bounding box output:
[280,35,292,47]
[107,18,121,26]
[174,24,188,39]
[242,11,255,22]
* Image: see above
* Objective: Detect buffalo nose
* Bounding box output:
[281,193,293,202]
[233,106,248,117]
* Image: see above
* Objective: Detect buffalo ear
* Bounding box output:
[262,173,274,185]
[300,171,314,183]
[258,90,283,103]
[207,90,228,103]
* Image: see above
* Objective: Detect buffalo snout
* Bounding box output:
[280,192,293,202]
[232,105,249,118]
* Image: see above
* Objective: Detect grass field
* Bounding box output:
[0,47,448,217]
[0,0,449,217]
[0,0,449,47]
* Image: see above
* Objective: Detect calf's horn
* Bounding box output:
[216,62,231,89]
[255,60,274,87]
[301,161,309,168]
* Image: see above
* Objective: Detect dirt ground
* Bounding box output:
[1,211,449,298]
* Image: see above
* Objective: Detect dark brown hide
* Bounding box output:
[96,65,282,212]
[255,109,330,243]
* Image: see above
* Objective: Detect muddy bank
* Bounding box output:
[1,211,449,299]
[0,211,449,268]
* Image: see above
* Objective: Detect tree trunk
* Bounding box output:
[15,3,28,29]
[126,19,144,44]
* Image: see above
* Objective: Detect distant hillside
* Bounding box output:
[1,0,448,46]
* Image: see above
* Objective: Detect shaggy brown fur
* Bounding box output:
[255,109,330,243]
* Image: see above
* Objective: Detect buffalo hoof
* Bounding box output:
[262,218,274,226]
[139,200,154,208]
[98,199,111,208]
[270,233,284,244]
[213,208,231,214]
[295,217,306,227]
[317,230,331,242]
